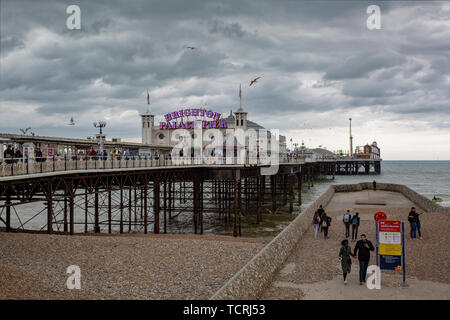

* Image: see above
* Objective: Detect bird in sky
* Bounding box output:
[184,45,196,50]
[19,127,31,135]
[249,76,262,86]
[68,117,75,125]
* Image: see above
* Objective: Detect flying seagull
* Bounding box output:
[19,127,31,135]
[184,45,197,50]
[68,117,75,126]
[249,76,262,86]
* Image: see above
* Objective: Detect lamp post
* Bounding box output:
[93,121,106,134]
[93,121,107,153]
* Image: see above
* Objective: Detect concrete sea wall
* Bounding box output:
[210,182,449,300]
[333,182,449,214]
[210,185,336,300]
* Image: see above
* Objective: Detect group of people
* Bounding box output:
[339,235,375,285]
[313,205,375,285]
[408,207,422,240]
[312,206,361,241]
[320,205,425,286]
[312,205,332,239]
[339,208,373,285]
[2,145,23,164]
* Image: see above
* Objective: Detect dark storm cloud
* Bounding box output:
[0,0,449,140]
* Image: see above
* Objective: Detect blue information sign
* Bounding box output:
[380,255,402,270]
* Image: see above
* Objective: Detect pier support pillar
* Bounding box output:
[108,189,112,234]
[47,180,53,234]
[5,192,11,232]
[143,179,148,234]
[69,194,74,235]
[297,172,302,206]
[271,175,277,212]
[153,179,160,234]
[94,187,100,233]
[193,177,200,234]
[288,174,294,213]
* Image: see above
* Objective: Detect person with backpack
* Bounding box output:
[353,234,375,285]
[339,239,355,285]
[351,212,360,242]
[321,213,332,239]
[343,210,352,238]
[312,211,321,238]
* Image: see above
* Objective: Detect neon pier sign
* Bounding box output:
[160,108,227,130]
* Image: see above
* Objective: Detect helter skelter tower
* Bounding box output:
[349,118,353,157]
[141,90,154,145]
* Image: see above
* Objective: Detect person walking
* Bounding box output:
[343,210,352,238]
[353,234,374,285]
[321,213,332,239]
[312,211,320,238]
[317,205,325,232]
[351,212,360,242]
[373,180,377,191]
[408,207,419,240]
[416,211,423,239]
[4,145,14,164]
[339,239,355,285]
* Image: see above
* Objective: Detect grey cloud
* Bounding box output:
[0,0,449,142]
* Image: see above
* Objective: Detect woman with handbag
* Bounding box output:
[339,239,355,285]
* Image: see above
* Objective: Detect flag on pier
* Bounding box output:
[147,90,150,105]
[239,84,242,108]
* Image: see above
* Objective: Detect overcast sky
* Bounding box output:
[1,0,449,160]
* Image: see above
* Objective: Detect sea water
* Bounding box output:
[301,160,450,208]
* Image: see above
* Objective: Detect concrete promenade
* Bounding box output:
[262,190,450,300]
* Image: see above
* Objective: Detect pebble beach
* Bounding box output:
[0,233,268,300]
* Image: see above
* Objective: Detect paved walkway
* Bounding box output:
[262,190,450,300]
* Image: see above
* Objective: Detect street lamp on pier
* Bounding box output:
[93,121,107,153]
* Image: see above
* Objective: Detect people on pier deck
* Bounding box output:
[4,145,14,164]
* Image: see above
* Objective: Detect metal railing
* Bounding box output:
[0,155,308,178]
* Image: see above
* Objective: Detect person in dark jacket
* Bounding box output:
[353,234,374,285]
[351,212,360,242]
[321,213,332,239]
[373,180,377,191]
[416,211,423,239]
[317,205,325,232]
[408,207,419,239]
[339,239,355,285]
[4,145,14,164]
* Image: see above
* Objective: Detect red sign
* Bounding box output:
[379,220,401,232]
[374,211,387,221]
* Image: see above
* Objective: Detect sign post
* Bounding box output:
[401,221,406,287]
[376,219,406,285]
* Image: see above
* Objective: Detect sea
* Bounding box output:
[301,160,450,208]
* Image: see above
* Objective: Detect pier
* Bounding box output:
[0,156,380,236]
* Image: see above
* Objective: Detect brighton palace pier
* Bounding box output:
[0,105,380,236]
